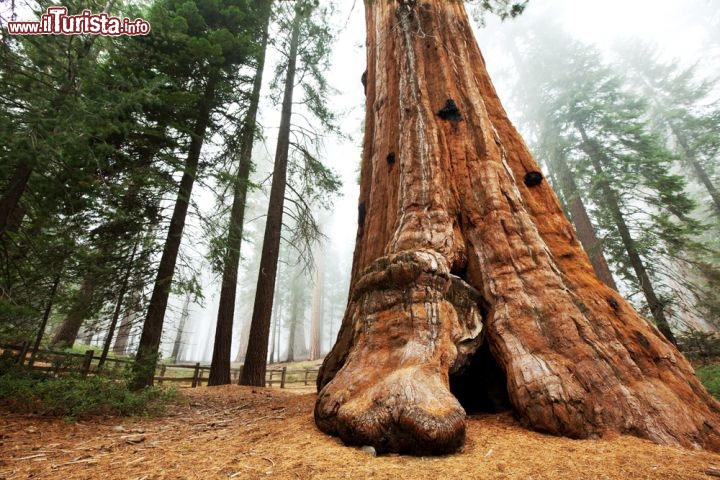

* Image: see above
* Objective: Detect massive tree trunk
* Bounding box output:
[547,147,618,291]
[315,0,720,455]
[208,12,270,386]
[239,7,302,386]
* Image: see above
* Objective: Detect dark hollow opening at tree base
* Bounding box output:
[450,340,513,415]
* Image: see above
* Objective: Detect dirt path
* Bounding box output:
[1,385,719,479]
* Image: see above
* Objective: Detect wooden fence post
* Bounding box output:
[304,368,310,386]
[17,341,30,365]
[280,366,287,389]
[191,362,201,388]
[81,350,94,378]
[158,364,166,385]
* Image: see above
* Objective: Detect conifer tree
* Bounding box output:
[241,0,340,386]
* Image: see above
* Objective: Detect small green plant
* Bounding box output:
[0,366,179,420]
[696,364,720,400]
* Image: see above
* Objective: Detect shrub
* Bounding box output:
[696,364,720,400]
[0,366,179,419]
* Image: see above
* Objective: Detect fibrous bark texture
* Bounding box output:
[315,0,720,455]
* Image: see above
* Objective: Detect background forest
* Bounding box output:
[0,0,718,389]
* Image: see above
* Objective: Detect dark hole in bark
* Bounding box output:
[450,261,468,278]
[607,297,619,311]
[523,171,543,187]
[361,70,367,95]
[635,331,651,349]
[450,340,512,414]
[386,152,396,165]
[358,202,366,229]
[437,99,462,122]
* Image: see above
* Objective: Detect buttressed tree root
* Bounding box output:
[315,250,484,454]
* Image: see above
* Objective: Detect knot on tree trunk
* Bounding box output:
[314,249,486,455]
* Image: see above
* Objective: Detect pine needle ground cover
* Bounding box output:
[2,385,719,479]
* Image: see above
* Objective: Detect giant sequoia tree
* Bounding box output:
[315,0,720,455]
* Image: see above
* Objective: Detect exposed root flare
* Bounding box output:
[314,249,485,455]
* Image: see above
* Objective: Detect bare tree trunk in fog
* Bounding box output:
[309,243,324,361]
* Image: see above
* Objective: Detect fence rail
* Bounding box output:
[0,343,318,389]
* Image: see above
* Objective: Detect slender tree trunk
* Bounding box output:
[172,293,191,362]
[233,311,251,363]
[671,127,720,217]
[576,122,677,345]
[208,13,271,386]
[690,157,720,216]
[0,163,32,236]
[29,267,63,363]
[286,314,296,363]
[315,0,719,455]
[131,76,217,390]
[240,9,302,386]
[309,243,324,360]
[50,275,95,349]
[285,278,303,363]
[274,304,282,361]
[99,241,138,369]
[112,291,136,356]
[268,302,279,364]
[293,297,308,360]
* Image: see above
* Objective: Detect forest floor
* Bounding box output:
[2,385,720,480]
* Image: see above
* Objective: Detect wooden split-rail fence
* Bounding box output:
[0,343,319,390]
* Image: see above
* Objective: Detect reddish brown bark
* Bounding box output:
[131,75,216,390]
[315,0,720,455]
[549,148,618,291]
[240,6,302,386]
